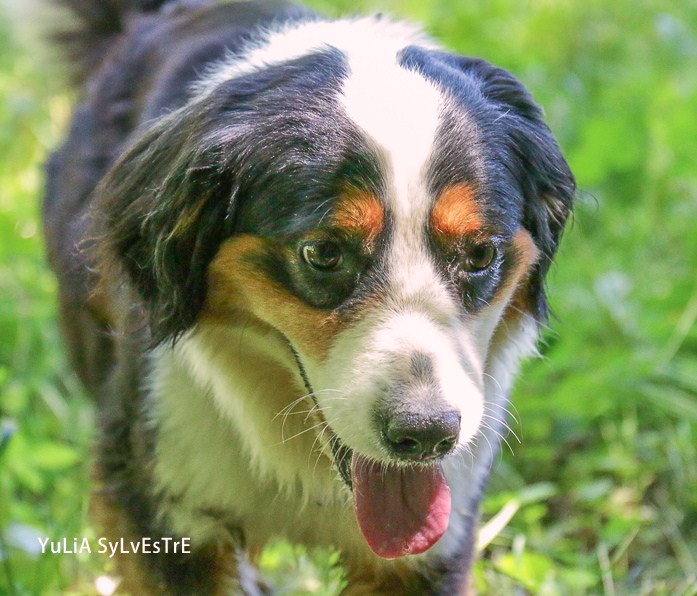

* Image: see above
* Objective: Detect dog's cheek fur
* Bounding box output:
[202,235,344,362]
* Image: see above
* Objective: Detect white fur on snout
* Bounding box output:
[308,309,485,461]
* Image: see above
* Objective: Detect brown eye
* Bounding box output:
[463,242,496,272]
[301,240,343,271]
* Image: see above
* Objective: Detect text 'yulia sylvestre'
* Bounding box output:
[38,537,191,558]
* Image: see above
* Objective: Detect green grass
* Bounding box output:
[2,0,697,594]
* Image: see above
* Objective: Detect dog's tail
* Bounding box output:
[52,0,177,86]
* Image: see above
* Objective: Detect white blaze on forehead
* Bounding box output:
[195,16,437,94]
[339,46,442,200]
[337,32,447,313]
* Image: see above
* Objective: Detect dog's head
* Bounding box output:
[94,18,574,559]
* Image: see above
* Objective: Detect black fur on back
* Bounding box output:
[51,0,182,85]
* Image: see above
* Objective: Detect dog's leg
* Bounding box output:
[91,488,271,595]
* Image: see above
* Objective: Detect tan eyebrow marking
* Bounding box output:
[331,192,385,245]
[431,183,484,238]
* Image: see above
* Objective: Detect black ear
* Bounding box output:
[92,48,350,344]
[92,95,238,344]
[469,59,575,320]
[400,48,575,320]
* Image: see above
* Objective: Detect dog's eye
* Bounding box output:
[301,240,344,271]
[463,242,496,272]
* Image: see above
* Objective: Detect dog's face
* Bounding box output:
[95,19,573,559]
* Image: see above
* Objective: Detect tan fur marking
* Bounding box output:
[431,184,483,238]
[511,228,539,279]
[331,192,385,246]
[496,228,540,317]
[202,235,341,361]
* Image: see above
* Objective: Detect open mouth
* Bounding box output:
[290,343,452,559]
[328,430,452,559]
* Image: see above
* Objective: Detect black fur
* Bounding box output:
[52,0,179,85]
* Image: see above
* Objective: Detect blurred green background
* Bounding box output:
[1,0,696,594]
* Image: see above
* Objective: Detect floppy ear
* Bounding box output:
[92,48,350,344]
[470,59,575,320]
[400,47,575,320]
[92,95,239,344]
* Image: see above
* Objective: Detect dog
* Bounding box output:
[43,0,575,593]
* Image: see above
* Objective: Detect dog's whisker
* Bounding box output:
[476,423,496,455]
[471,433,498,472]
[275,390,343,440]
[480,420,516,456]
[280,408,319,417]
[456,442,476,468]
[301,395,347,424]
[273,388,344,420]
[480,413,521,444]
[303,403,323,424]
[273,395,313,422]
[482,372,503,393]
[483,400,520,427]
[309,424,334,473]
[277,420,329,446]
[484,408,521,436]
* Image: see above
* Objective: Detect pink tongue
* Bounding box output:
[351,454,451,559]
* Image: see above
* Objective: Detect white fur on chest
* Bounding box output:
[148,323,369,552]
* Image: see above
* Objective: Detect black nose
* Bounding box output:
[382,410,461,461]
